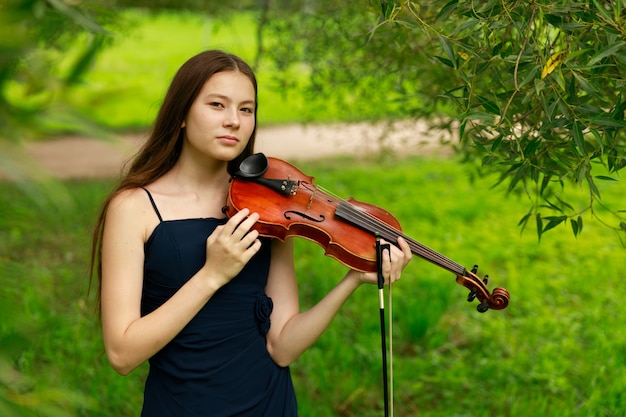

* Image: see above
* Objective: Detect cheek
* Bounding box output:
[244,116,256,131]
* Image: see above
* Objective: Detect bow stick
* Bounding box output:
[376,234,392,417]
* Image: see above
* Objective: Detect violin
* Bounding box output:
[224,153,509,312]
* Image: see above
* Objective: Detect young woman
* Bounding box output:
[90,50,412,416]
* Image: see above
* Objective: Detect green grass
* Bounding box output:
[1,155,625,416]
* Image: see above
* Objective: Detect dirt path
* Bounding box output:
[21,120,452,179]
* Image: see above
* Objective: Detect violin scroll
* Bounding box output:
[456,265,510,313]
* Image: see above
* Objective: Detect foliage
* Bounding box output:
[59,9,312,128]
[0,0,120,206]
[5,1,625,240]
[258,0,626,241]
[0,0,117,139]
[0,2,117,414]
[1,156,625,416]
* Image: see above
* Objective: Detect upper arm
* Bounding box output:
[100,189,153,350]
[265,239,299,341]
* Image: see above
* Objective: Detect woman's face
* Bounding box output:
[182,70,256,163]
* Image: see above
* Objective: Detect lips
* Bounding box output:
[217,135,239,145]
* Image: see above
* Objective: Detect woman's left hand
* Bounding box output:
[350,236,412,286]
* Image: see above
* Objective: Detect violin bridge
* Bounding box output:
[307,188,316,209]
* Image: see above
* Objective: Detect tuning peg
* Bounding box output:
[483,275,489,285]
[467,288,477,302]
[477,301,489,313]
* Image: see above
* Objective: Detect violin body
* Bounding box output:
[226,157,398,272]
[225,154,509,312]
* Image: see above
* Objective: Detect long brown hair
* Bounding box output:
[88,50,258,307]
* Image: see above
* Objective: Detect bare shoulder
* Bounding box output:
[107,188,151,220]
[106,187,159,242]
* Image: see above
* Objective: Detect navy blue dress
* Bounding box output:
[139,189,297,416]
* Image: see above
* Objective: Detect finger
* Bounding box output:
[232,212,260,241]
[384,239,407,283]
[206,224,225,245]
[225,209,258,239]
[240,237,263,263]
[397,236,412,265]
[223,208,250,233]
[381,243,393,283]
[238,228,260,249]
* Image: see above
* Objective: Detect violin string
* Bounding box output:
[338,203,455,266]
[335,198,461,272]
[313,183,344,200]
[304,181,465,274]
[337,201,465,275]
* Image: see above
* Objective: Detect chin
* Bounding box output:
[213,147,245,163]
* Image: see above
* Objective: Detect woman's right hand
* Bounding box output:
[201,208,262,289]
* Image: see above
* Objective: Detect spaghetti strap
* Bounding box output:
[142,187,163,222]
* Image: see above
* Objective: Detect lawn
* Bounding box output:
[1,155,624,416]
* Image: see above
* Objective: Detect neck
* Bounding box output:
[168,144,231,190]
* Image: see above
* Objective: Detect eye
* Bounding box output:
[240,107,254,114]
[209,102,224,108]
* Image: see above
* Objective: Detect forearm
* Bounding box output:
[267,270,363,367]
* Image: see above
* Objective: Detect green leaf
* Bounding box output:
[518,211,531,235]
[522,138,541,158]
[572,72,599,96]
[588,128,604,152]
[65,35,106,85]
[587,175,601,198]
[459,119,466,140]
[534,78,546,96]
[438,35,457,69]
[519,65,539,88]
[47,0,108,34]
[595,175,618,181]
[465,111,496,122]
[572,120,586,156]
[540,174,551,196]
[536,213,543,242]
[508,162,528,192]
[554,195,575,212]
[592,115,626,128]
[436,0,459,21]
[543,216,567,233]
[477,95,501,115]
[380,1,395,19]
[434,56,455,68]
[592,0,614,23]
[588,41,626,65]
[451,19,481,37]
[541,200,564,213]
[491,134,503,152]
[570,218,579,236]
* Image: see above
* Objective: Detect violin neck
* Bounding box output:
[395,233,466,276]
[335,201,466,276]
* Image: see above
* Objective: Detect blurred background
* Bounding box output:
[1,1,625,416]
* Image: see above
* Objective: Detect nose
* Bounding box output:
[224,108,240,128]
